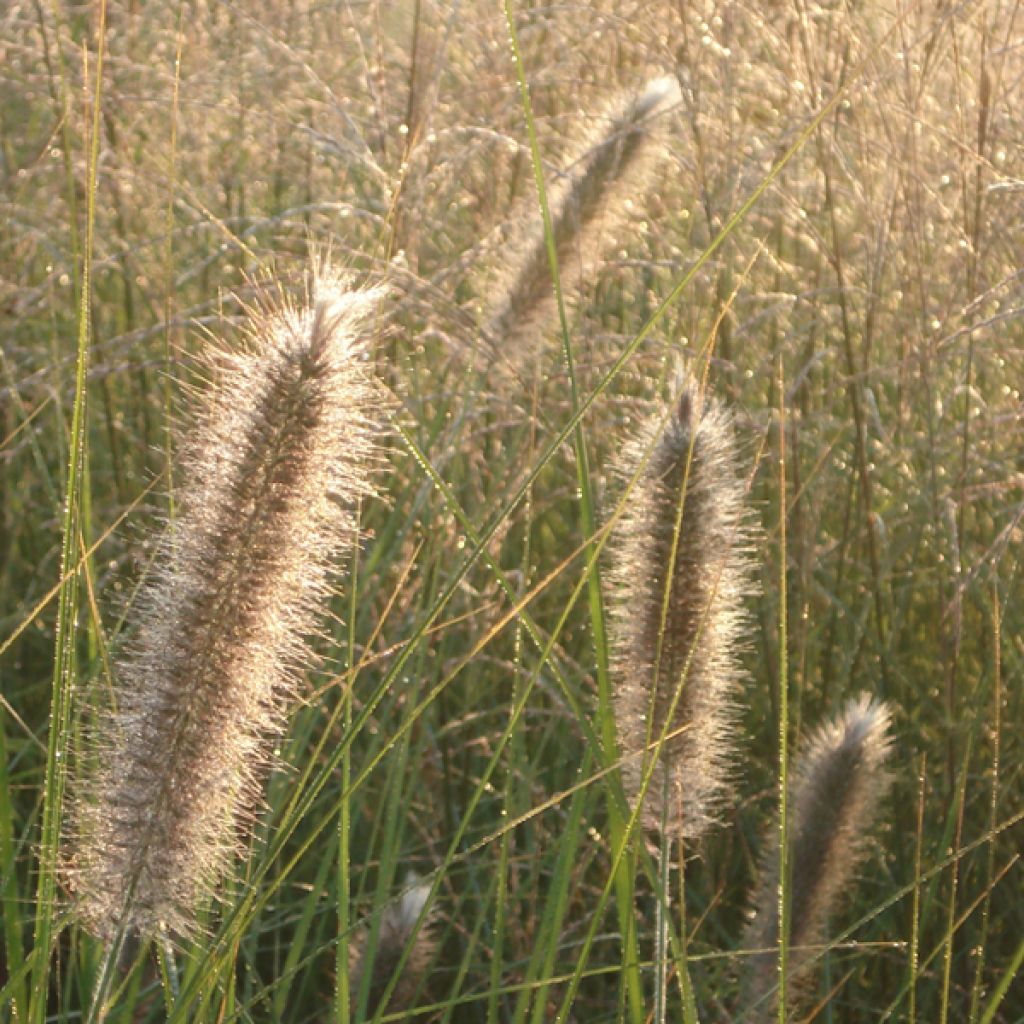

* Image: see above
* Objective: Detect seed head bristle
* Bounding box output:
[610,377,754,840]
[68,267,383,939]
[741,695,894,1019]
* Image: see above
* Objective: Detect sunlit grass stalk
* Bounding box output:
[908,753,927,1024]
[776,360,789,1024]
[68,268,381,954]
[939,741,970,1024]
[654,786,672,1024]
[162,5,186,516]
[0,708,27,1020]
[334,520,361,1021]
[673,836,699,1023]
[980,936,1024,1024]
[969,578,1001,1022]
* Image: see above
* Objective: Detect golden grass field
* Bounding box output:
[1,1,1021,1021]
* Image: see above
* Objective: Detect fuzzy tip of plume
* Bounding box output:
[741,695,894,1018]
[482,74,681,358]
[610,377,755,840]
[349,876,438,1017]
[67,267,383,940]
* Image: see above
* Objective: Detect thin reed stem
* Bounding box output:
[776,357,790,1024]
[33,7,107,1024]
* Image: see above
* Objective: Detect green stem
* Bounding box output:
[776,355,790,1024]
[32,5,107,1022]
[500,8,642,1018]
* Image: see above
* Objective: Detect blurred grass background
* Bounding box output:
[1,0,1021,1020]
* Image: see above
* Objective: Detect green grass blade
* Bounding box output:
[979,934,1024,1024]
[31,5,107,1022]
[0,707,28,1021]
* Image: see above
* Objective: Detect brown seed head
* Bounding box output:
[742,695,894,1019]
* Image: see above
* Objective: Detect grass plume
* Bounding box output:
[482,74,681,358]
[68,267,382,940]
[610,378,754,840]
[349,877,438,1019]
[741,695,894,1019]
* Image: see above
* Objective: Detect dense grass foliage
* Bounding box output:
[1,1,1021,1021]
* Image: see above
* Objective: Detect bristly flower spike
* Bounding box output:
[610,376,755,840]
[483,75,681,358]
[350,877,438,1018]
[741,695,894,1019]
[70,266,383,939]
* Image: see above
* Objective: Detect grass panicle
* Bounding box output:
[349,877,438,1019]
[67,267,382,940]
[610,377,754,840]
[482,74,681,359]
[742,694,894,1019]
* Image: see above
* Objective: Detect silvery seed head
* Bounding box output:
[610,378,755,840]
[68,267,383,939]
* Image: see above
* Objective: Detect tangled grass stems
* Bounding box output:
[68,268,382,943]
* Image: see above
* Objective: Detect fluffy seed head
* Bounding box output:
[68,268,382,939]
[350,877,438,1017]
[742,695,894,1018]
[610,379,754,839]
[483,75,681,359]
